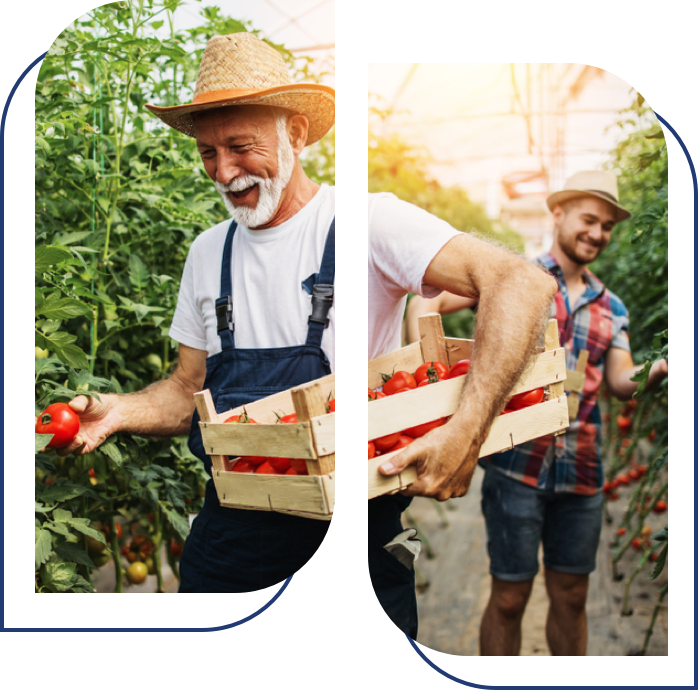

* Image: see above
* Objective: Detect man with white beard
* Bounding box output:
[59,33,337,592]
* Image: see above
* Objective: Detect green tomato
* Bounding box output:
[90,551,110,568]
[35,346,49,359]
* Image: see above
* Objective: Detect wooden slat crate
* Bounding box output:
[368,316,569,499]
[195,376,335,521]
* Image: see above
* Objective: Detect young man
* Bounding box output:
[369,192,557,637]
[405,171,668,654]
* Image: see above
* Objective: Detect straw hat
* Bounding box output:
[546,171,631,221]
[146,33,334,146]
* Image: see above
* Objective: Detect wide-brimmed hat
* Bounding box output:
[546,171,631,221]
[146,33,334,146]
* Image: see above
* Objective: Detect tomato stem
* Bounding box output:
[109,510,123,593]
[153,505,165,593]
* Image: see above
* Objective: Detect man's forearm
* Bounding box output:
[607,359,668,402]
[449,265,556,442]
[114,375,199,437]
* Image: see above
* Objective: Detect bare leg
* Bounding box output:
[544,567,589,655]
[479,576,534,655]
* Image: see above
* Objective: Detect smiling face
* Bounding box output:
[552,196,618,265]
[193,105,295,228]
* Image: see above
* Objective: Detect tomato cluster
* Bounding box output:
[368,360,546,459]
[222,397,335,476]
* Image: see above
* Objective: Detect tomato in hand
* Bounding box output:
[403,417,447,439]
[35,402,80,449]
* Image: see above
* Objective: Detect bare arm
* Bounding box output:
[380,233,558,500]
[604,347,668,401]
[59,344,208,455]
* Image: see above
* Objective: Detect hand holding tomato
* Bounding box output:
[46,394,119,456]
[378,418,481,501]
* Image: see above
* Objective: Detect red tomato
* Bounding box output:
[88,468,96,478]
[256,461,282,475]
[224,412,257,424]
[231,460,255,473]
[506,388,545,410]
[631,538,643,551]
[103,522,122,541]
[650,552,659,562]
[382,371,417,396]
[268,457,292,473]
[417,379,432,388]
[414,361,448,384]
[289,458,308,474]
[276,412,297,424]
[286,467,299,475]
[238,455,266,467]
[35,403,80,449]
[368,441,375,459]
[325,398,335,413]
[388,434,414,453]
[374,432,401,452]
[403,417,447,439]
[648,429,656,442]
[446,360,470,379]
[616,474,630,486]
[368,388,377,401]
[617,527,627,536]
[616,415,632,435]
[629,469,640,481]
[170,540,183,558]
[607,491,620,501]
[652,500,668,514]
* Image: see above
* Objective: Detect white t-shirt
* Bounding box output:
[368,192,461,359]
[170,184,335,371]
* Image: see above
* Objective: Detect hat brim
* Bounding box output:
[546,190,631,222]
[146,83,334,146]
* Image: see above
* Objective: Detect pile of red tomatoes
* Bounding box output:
[223,398,335,476]
[368,359,545,459]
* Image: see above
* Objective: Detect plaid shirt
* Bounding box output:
[482,253,631,495]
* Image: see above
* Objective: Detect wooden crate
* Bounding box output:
[368,316,569,499]
[195,376,335,521]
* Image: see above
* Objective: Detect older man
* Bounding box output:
[406,171,668,653]
[60,33,336,592]
[369,191,557,636]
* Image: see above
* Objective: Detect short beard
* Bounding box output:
[215,112,295,228]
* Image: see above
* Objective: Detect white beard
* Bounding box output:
[215,114,295,228]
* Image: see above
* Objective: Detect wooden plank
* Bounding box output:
[310,412,335,456]
[565,349,589,422]
[194,390,227,472]
[418,313,449,365]
[368,454,418,499]
[199,421,316,459]
[443,337,474,366]
[544,320,565,399]
[292,382,334,475]
[368,397,568,500]
[214,470,334,520]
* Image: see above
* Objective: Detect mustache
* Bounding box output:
[215,176,266,193]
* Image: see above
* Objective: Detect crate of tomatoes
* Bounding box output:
[195,376,335,520]
[368,315,569,499]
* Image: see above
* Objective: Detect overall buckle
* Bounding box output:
[308,284,334,328]
[215,296,234,333]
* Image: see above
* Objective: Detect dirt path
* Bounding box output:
[406,466,668,656]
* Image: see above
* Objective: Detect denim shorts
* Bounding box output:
[480,464,604,581]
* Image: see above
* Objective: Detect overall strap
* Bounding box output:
[215,220,238,350]
[305,217,335,347]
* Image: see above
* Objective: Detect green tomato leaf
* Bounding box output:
[35,245,72,276]
[36,297,92,320]
[35,433,54,454]
[161,505,191,541]
[40,561,77,592]
[54,540,97,568]
[649,543,668,581]
[98,439,124,467]
[36,480,91,503]
[651,526,668,542]
[35,527,54,569]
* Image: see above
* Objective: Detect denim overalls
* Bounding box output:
[179,218,334,593]
[368,495,419,638]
